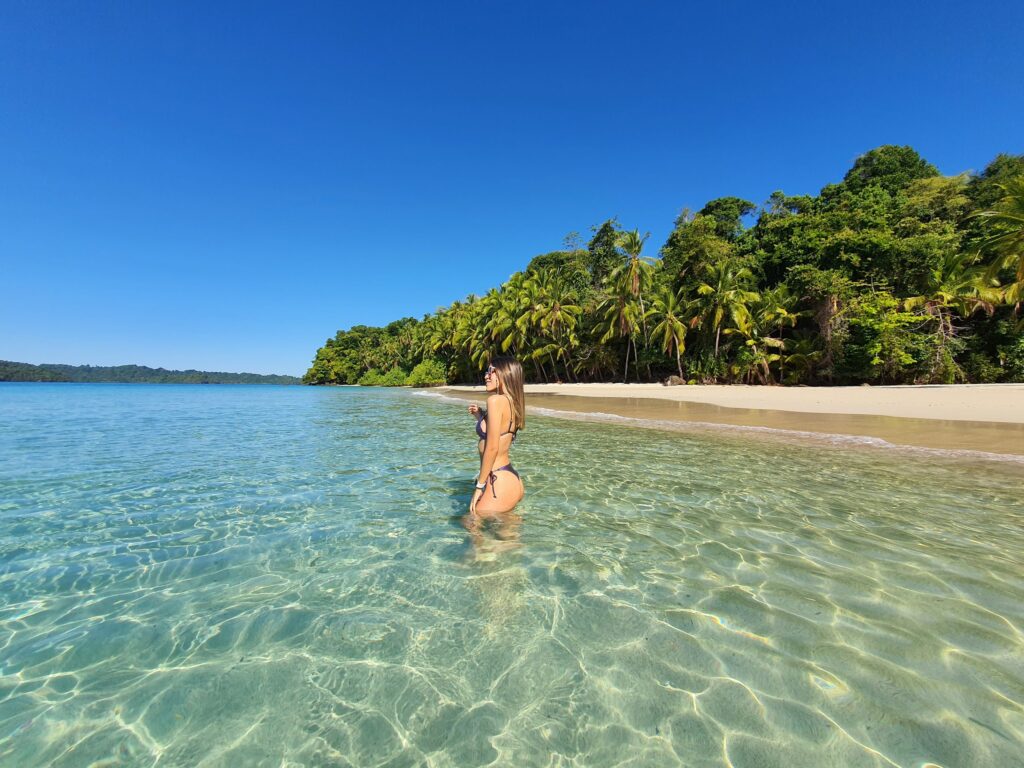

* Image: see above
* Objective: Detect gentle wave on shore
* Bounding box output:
[2,384,1023,766]
[419,389,1024,464]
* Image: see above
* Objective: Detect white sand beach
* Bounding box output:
[442,383,1024,455]
[449,382,1024,423]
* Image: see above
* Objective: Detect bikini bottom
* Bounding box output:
[486,464,519,497]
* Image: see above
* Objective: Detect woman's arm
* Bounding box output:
[477,395,504,483]
[470,395,505,513]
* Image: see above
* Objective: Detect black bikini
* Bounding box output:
[475,395,520,497]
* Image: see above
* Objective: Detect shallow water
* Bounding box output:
[1,383,1022,767]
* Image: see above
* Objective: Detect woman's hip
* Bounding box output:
[477,466,523,511]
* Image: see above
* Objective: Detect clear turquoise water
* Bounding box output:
[1,383,1022,767]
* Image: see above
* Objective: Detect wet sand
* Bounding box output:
[441,384,1024,457]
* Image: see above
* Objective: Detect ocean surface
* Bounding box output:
[1,383,1022,767]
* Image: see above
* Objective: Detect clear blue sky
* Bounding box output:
[2,1,1022,376]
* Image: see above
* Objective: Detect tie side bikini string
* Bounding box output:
[485,465,520,497]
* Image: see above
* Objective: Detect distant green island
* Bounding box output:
[0,361,300,385]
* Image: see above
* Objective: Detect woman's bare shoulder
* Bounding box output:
[485,394,508,408]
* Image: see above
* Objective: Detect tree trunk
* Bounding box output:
[639,293,648,343]
[817,294,839,380]
[676,343,683,378]
[623,338,631,383]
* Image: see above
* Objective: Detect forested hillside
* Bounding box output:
[0,361,300,385]
[306,146,1024,386]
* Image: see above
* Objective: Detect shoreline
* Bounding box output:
[440,383,1024,457]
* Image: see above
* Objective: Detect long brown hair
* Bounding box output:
[491,356,525,432]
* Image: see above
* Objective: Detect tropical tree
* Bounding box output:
[599,275,644,383]
[723,305,784,384]
[788,266,856,380]
[531,268,582,381]
[660,210,734,287]
[611,229,657,334]
[781,332,823,384]
[729,332,784,384]
[453,295,492,376]
[647,287,688,378]
[304,147,1024,387]
[586,219,622,287]
[692,260,760,358]
[495,279,530,355]
[756,284,803,345]
[697,197,756,240]
[904,251,1000,382]
[972,175,1024,310]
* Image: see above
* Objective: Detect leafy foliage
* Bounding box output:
[305,145,1024,387]
[406,359,448,387]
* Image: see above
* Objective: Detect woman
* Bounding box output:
[467,356,525,517]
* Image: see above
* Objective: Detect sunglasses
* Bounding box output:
[484,366,496,377]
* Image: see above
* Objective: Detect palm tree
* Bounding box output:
[531,268,582,381]
[757,284,803,341]
[499,278,529,349]
[514,272,555,381]
[611,230,657,338]
[904,251,1000,382]
[647,287,688,378]
[615,230,655,291]
[421,308,454,368]
[719,304,784,384]
[599,275,644,383]
[453,295,493,375]
[692,260,760,358]
[781,332,824,384]
[737,285,803,384]
[972,175,1024,310]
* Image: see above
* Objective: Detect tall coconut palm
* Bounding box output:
[481,287,517,358]
[453,295,492,375]
[513,272,555,381]
[611,230,657,339]
[531,268,583,381]
[647,287,688,378]
[692,260,760,358]
[423,308,454,364]
[468,272,547,382]
[599,275,644,383]
[499,278,530,351]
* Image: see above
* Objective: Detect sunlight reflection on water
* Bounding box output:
[0,383,1022,767]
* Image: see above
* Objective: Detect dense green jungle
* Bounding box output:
[305,146,1024,388]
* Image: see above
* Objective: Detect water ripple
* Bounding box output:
[0,383,1022,766]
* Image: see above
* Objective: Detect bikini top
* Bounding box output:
[475,394,517,442]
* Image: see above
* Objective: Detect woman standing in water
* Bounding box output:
[467,356,525,517]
